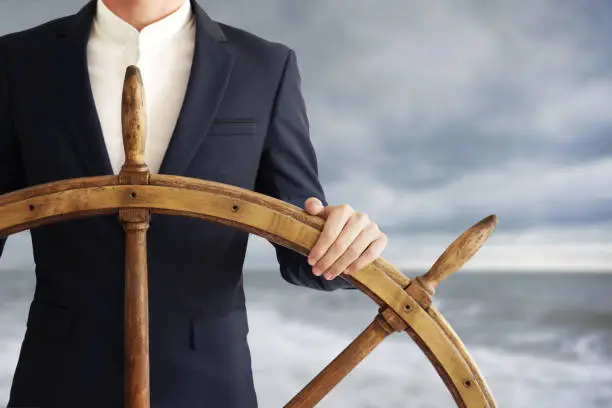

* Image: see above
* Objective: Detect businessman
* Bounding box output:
[0,0,388,406]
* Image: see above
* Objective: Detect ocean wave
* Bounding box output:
[1,298,611,407]
[245,305,612,408]
[572,332,609,363]
[0,336,22,406]
[539,309,612,331]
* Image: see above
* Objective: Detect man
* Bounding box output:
[0,0,388,406]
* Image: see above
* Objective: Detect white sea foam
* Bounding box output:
[0,336,21,406]
[1,288,611,407]
[572,332,607,363]
[245,305,612,408]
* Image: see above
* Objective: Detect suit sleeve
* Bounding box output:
[0,38,27,260]
[254,48,356,291]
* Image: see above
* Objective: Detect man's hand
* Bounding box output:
[305,197,388,280]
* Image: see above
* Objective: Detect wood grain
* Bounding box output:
[119,65,151,408]
[0,64,498,407]
[0,180,497,408]
[415,215,498,297]
[120,65,148,176]
[122,219,150,408]
[285,315,395,407]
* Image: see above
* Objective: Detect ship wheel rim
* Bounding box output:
[0,174,497,408]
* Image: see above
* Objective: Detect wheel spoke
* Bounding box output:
[122,215,151,408]
[119,65,151,408]
[285,313,398,408]
[0,64,499,408]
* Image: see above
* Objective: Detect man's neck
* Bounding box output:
[101,0,186,31]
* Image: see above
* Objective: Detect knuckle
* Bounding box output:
[354,212,369,224]
[348,263,361,274]
[363,247,377,259]
[341,204,353,214]
[319,257,334,271]
[318,230,331,240]
[331,246,347,260]
[326,243,343,258]
[310,248,323,259]
[317,259,329,271]
[346,246,361,259]
[317,234,333,247]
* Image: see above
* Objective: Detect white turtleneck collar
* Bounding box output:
[87,0,196,174]
[93,0,193,46]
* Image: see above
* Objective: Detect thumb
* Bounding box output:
[304,197,328,218]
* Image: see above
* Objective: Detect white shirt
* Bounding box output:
[87,0,196,174]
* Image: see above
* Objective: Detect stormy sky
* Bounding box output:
[0,0,611,272]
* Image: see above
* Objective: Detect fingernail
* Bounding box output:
[313,267,320,276]
[308,257,314,266]
[324,272,332,280]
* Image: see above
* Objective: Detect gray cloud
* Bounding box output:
[1,0,610,269]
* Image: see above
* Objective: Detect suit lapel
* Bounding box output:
[52,0,234,178]
[54,0,114,177]
[158,1,235,175]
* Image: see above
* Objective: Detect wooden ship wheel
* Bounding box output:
[0,66,499,408]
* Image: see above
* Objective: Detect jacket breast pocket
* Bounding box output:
[208,119,257,137]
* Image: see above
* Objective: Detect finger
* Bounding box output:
[308,205,354,271]
[305,197,337,220]
[323,223,380,280]
[344,233,388,276]
[315,213,372,273]
[304,197,325,216]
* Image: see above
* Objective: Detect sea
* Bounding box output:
[1,269,611,408]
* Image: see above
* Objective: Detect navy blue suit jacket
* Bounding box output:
[0,1,355,407]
